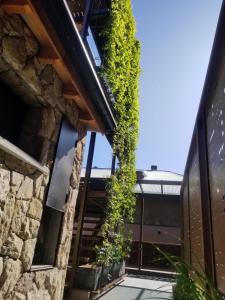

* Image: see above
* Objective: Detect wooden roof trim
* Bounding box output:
[1,0,32,14]
[1,0,104,132]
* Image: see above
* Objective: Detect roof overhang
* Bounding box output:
[1,0,117,134]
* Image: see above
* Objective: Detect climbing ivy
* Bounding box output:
[96,0,140,266]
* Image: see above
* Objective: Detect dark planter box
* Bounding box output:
[73,261,125,291]
[110,261,125,280]
[74,264,102,291]
[99,266,111,287]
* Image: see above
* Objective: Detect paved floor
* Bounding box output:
[98,275,174,300]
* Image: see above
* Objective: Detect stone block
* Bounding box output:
[0,258,3,277]
[1,233,23,259]
[14,272,36,295]
[0,168,10,203]
[3,15,24,37]
[53,73,63,97]
[40,64,53,85]
[16,176,33,200]
[56,97,66,115]
[0,258,22,298]
[39,108,56,139]
[43,173,50,187]
[56,233,72,269]
[0,193,15,245]
[70,163,80,189]
[21,238,37,271]
[13,292,26,300]
[24,27,39,58]
[76,140,84,161]
[20,218,40,240]
[35,271,46,290]
[33,57,45,75]
[33,174,43,198]
[20,62,42,95]
[27,198,43,220]
[2,36,26,70]
[27,289,51,300]
[65,100,79,128]
[42,84,56,107]
[11,200,29,235]
[45,269,59,298]
[38,186,45,202]
[11,171,24,194]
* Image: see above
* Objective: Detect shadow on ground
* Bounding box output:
[98,275,173,300]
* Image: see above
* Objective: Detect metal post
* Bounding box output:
[139,184,144,271]
[81,0,94,40]
[111,154,116,175]
[67,132,96,297]
[197,116,216,284]
[160,182,163,195]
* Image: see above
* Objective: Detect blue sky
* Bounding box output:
[84,0,222,174]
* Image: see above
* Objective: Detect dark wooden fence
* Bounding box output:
[181,1,225,294]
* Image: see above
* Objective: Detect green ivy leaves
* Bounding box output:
[96,0,140,266]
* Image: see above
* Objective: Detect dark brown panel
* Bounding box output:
[143,194,181,227]
[206,61,225,293]
[182,178,191,264]
[188,140,205,273]
[126,241,139,268]
[142,243,181,271]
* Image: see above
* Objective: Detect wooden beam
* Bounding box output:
[37,48,59,65]
[88,191,106,198]
[63,85,79,99]
[79,112,93,122]
[79,119,99,130]
[1,0,32,14]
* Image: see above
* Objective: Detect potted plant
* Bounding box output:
[110,232,130,280]
[73,263,102,291]
[96,238,114,288]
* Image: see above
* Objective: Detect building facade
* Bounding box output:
[74,168,182,273]
[0,1,116,299]
[126,168,182,272]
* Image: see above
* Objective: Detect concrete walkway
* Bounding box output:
[98,275,174,300]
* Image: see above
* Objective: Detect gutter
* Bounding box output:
[39,0,117,135]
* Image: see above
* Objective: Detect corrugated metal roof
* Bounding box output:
[81,168,183,196]
[81,168,183,182]
[142,170,183,182]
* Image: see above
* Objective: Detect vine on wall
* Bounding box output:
[96,0,140,265]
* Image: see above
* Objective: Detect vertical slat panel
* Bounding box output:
[182,177,191,264]
[188,138,205,273]
[205,68,225,293]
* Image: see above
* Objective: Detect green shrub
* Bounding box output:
[155,247,222,300]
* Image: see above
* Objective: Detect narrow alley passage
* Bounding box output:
[97,275,173,300]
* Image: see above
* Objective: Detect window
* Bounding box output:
[0,79,42,161]
[33,118,78,266]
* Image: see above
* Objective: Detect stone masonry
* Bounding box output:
[0,8,86,300]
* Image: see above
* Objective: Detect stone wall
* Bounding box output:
[0,9,86,300]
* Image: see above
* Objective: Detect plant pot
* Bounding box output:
[99,265,111,287]
[73,264,102,291]
[111,261,125,280]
